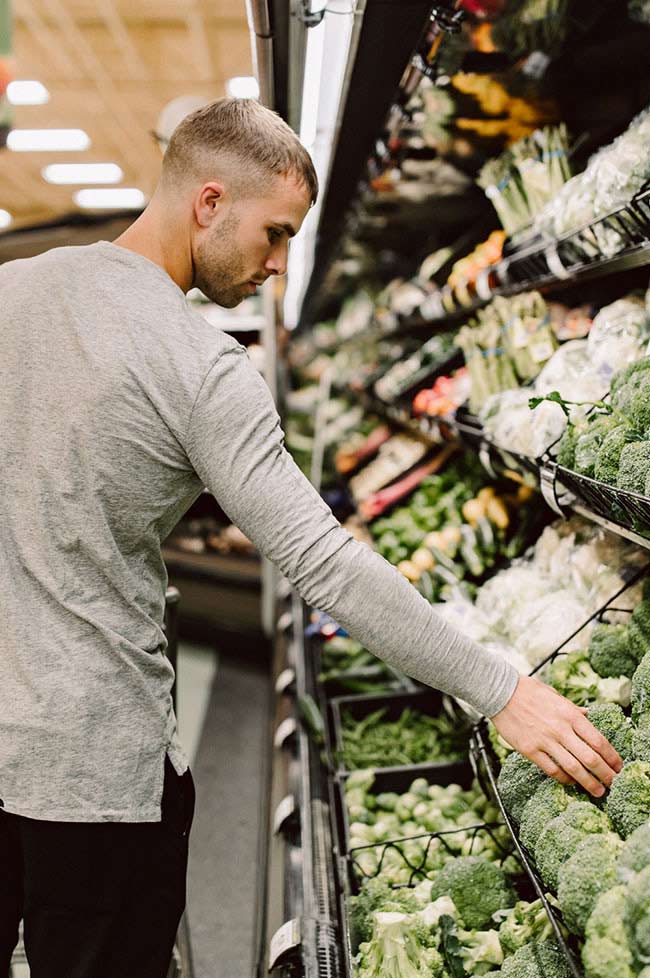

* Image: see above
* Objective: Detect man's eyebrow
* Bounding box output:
[277,222,296,238]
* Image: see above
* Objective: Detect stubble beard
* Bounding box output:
[194,212,250,308]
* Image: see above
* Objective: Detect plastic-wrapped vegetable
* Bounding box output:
[587,296,649,385]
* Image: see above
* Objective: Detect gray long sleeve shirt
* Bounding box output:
[0,242,517,822]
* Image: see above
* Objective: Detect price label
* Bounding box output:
[544,242,569,280]
[273,794,297,835]
[476,268,492,301]
[269,918,301,971]
[275,667,296,695]
[274,717,298,749]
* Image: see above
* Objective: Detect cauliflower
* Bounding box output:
[616,441,650,494]
[606,760,650,838]
[556,833,623,935]
[496,753,546,825]
[581,885,635,978]
[534,802,612,890]
[588,623,638,679]
[429,856,515,930]
[618,821,650,883]
[518,778,581,853]
[585,703,635,760]
[624,864,650,971]
[499,940,572,978]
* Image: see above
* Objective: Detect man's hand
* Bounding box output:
[491,675,624,798]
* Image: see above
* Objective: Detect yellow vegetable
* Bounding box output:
[411,548,436,572]
[424,531,444,551]
[486,497,510,529]
[440,526,462,549]
[477,487,496,504]
[397,560,421,582]
[462,498,486,527]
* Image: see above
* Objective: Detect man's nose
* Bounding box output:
[265,243,288,277]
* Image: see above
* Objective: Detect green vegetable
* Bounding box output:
[624,864,650,971]
[534,802,611,890]
[588,624,638,679]
[575,415,621,478]
[617,821,650,883]
[498,898,558,955]
[497,752,546,825]
[457,925,504,974]
[556,424,581,469]
[499,940,571,978]
[339,706,467,770]
[556,833,623,935]
[355,910,445,978]
[626,389,650,438]
[581,885,635,978]
[632,724,650,762]
[545,649,631,707]
[429,857,516,930]
[298,694,325,742]
[585,703,635,760]
[518,778,581,853]
[594,425,635,485]
[629,599,650,661]
[632,651,650,723]
[606,760,650,838]
[350,878,417,945]
[616,441,650,495]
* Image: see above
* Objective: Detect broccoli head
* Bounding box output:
[581,885,635,978]
[588,624,638,679]
[626,388,650,438]
[586,703,635,760]
[355,910,444,978]
[611,357,650,399]
[496,752,548,825]
[544,649,604,706]
[498,898,558,956]
[429,856,515,930]
[616,441,650,495]
[575,415,620,478]
[519,778,581,853]
[534,802,612,890]
[632,652,650,724]
[618,821,650,883]
[632,724,650,763]
[624,863,650,971]
[556,424,581,469]
[499,940,571,978]
[629,601,650,663]
[350,878,418,944]
[557,833,623,935]
[606,760,650,838]
[457,927,504,974]
[594,425,635,485]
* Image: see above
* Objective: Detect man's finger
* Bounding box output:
[563,730,618,789]
[572,714,624,773]
[529,749,575,786]
[549,743,605,798]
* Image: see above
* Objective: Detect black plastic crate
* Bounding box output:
[556,464,650,539]
[329,688,468,775]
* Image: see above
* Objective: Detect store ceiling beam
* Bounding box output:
[298,0,435,329]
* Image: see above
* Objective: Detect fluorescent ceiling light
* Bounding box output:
[7,129,90,152]
[7,80,50,106]
[43,163,123,185]
[299,19,326,151]
[0,209,12,230]
[226,76,260,99]
[74,188,146,210]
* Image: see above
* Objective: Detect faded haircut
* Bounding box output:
[161,97,318,204]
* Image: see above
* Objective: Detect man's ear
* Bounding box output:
[194,181,227,228]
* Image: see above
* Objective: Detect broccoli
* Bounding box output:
[626,388,650,438]
[632,724,650,762]
[355,910,445,978]
[606,760,650,838]
[624,863,650,971]
[518,778,581,853]
[556,424,580,469]
[629,601,650,663]
[488,721,513,764]
[499,940,572,978]
[429,856,516,930]
[588,624,638,679]
[632,651,650,724]
[611,357,650,399]
[350,878,418,944]
[457,927,504,974]
[581,885,635,978]
[575,415,620,478]
[534,802,612,890]
[556,833,623,935]
[496,752,547,825]
[545,649,630,707]
[498,898,558,956]
[594,425,635,485]
[616,441,650,495]
[618,821,650,883]
[585,703,635,760]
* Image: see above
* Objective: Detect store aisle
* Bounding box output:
[186,642,271,978]
[177,640,219,764]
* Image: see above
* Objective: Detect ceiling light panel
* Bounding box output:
[74,188,146,210]
[7,129,91,152]
[43,163,124,185]
[6,80,50,106]
[226,76,260,99]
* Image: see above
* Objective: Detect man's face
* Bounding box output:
[193,172,312,308]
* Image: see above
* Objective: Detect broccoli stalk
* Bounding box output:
[498,898,559,955]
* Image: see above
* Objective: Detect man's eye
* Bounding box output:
[268,228,282,244]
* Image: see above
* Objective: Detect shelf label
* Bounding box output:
[275,667,296,695]
[273,794,297,836]
[269,918,301,971]
[274,717,298,749]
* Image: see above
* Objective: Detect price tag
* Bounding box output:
[269,918,301,971]
[274,717,298,749]
[511,317,528,350]
[544,242,569,280]
[273,794,297,835]
[275,667,296,695]
[476,268,492,301]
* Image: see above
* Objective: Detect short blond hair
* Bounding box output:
[162,97,318,204]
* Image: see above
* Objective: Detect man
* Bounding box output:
[0,97,622,977]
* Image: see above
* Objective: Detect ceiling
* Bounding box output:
[1,0,252,230]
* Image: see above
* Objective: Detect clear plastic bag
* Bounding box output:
[587,296,648,384]
[480,389,567,458]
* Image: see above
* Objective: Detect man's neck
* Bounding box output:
[112,204,193,294]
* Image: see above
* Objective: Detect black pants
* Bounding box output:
[0,757,195,978]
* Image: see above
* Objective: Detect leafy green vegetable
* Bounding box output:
[339,706,467,770]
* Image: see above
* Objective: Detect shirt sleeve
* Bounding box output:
[185,347,518,717]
